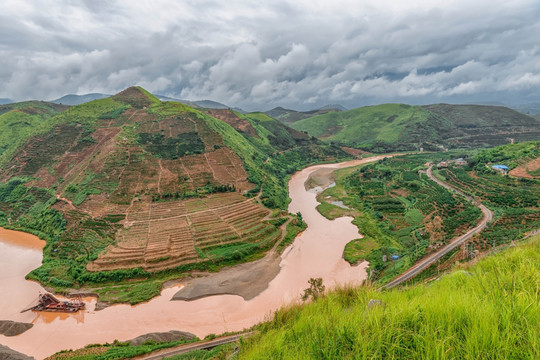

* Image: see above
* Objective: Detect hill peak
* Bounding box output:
[113,86,160,108]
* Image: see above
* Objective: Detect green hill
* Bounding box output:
[314,143,539,285]
[291,103,540,152]
[0,101,69,165]
[265,106,343,124]
[0,87,349,303]
[238,234,540,359]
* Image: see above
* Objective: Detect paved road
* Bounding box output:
[382,166,493,289]
[140,332,253,360]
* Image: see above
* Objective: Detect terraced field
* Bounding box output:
[89,193,278,272]
[0,87,345,300]
[316,153,483,283]
[437,165,540,251]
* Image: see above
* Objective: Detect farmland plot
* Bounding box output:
[89,193,279,272]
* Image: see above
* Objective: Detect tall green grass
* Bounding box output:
[239,236,540,359]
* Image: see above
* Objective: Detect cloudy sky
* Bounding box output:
[1,0,539,110]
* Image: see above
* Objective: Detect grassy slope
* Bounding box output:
[471,140,540,169]
[0,101,69,166]
[292,103,540,151]
[238,234,540,360]
[292,104,426,144]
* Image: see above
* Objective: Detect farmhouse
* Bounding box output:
[492,164,509,175]
[437,161,449,168]
[454,158,467,166]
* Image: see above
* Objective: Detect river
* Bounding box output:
[0,157,383,359]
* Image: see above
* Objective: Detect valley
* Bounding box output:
[0,88,538,360]
[0,87,349,303]
[0,157,382,359]
[3,3,540,359]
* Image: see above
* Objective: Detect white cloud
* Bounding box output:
[0,0,539,109]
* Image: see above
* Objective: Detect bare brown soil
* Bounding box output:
[88,193,276,272]
[509,155,540,179]
[390,188,410,197]
[205,109,258,137]
[340,146,370,157]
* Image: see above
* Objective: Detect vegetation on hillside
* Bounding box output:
[238,234,540,359]
[204,109,350,209]
[436,142,540,254]
[470,140,539,170]
[0,101,69,167]
[0,87,348,303]
[317,153,482,283]
[264,106,343,124]
[48,337,202,360]
[291,103,540,152]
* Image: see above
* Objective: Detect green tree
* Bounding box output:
[301,277,325,301]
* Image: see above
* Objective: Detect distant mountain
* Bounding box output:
[468,101,507,107]
[509,102,540,115]
[0,98,12,105]
[155,95,199,108]
[265,106,343,124]
[155,95,229,109]
[193,99,229,109]
[232,107,247,114]
[291,103,540,152]
[319,104,348,111]
[52,93,110,105]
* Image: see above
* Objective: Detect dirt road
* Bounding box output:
[383,166,493,289]
[139,332,253,360]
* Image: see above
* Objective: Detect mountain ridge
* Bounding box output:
[291,103,540,152]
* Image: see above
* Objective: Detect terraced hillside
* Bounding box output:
[89,193,279,272]
[291,103,540,152]
[0,87,349,299]
[315,143,540,284]
[438,142,540,252]
[316,153,483,284]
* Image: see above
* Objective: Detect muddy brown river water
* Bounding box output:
[0,158,384,359]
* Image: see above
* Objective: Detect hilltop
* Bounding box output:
[291,103,540,152]
[51,92,233,110]
[264,106,344,124]
[0,86,349,302]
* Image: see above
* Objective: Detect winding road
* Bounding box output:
[383,165,493,289]
[140,332,253,360]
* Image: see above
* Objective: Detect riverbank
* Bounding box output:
[0,158,379,359]
[237,234,540,359]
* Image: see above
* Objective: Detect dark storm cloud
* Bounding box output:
[1,0,539,110]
